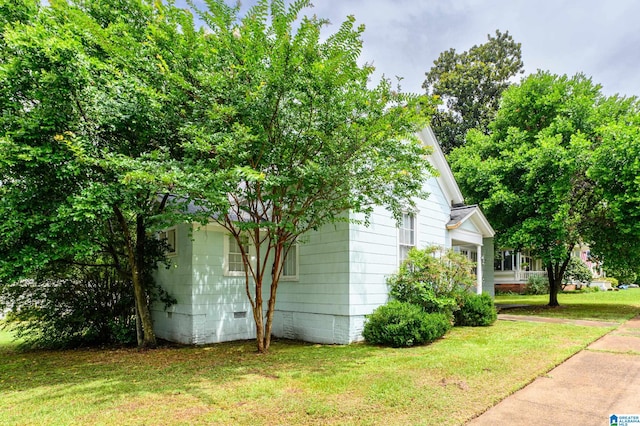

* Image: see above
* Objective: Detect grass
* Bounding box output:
[2,289,638,425]
[496,287,640,322]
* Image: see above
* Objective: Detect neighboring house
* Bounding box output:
[151,128,495,345]
[494,244,604,293]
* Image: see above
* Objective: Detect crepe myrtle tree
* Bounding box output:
[449,71,636,307]
[180,0,436,353]
[0,0,209,347]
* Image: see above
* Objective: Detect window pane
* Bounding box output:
[282,245,297,277]
[398,213,416,265]
[228,235,248,273]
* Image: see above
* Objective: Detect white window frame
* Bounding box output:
[398,212,417,265]
[224,234,252,277]
[158,227,177,257]
[280,244,299,281]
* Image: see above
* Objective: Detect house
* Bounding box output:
[494,244,604,293]
[151,128,495,345]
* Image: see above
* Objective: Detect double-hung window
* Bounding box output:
[280,244,298,281]
[398,212,416,264]
[225,234,250,276]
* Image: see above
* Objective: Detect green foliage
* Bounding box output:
[0,268,136,348]
[563,256,592,286]
[601,277,619,287]
[0,0,434,352]
[588,108,640,275]
[387,246,476,315]
[176,0,434,352]
[362,301,452,347]
[524,275,549,295]
[449,71,638,306]
[423,30,524,153]
[454,293,497,326]
[0,0,210,347]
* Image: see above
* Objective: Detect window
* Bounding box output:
[225,234,250,276]
[398,212,416,264]
[494,250,513,271]
[159,227,177,256]
[281,244,298,281]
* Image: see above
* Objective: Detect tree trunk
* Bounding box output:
[263,245,283,352]
[253,295,265,353]
[113,205,156,348]
[548,274,560,307]
[134,298,143,346]
[547,253,572,307]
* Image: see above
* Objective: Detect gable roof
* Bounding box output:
[418,127,494,239]
[417,127,465,207]
[447,204,495,237]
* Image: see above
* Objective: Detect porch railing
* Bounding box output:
[515,270,547,281]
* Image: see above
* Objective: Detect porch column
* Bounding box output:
[476,244,483,294]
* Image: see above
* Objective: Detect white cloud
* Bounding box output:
[182,0,640,96]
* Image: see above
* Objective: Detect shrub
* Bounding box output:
[363,301,452,347]
[563,257,592,287]
[454,293,497,326]
[387,246,475,315]
[601,277,619,287]
[524,275,549,295]
[0,269,137,349]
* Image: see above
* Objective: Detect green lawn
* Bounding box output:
[1,290,638,425]
[496,287,640,322]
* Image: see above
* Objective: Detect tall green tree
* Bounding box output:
[423,30,524,154]
[0,0,207,347]
[449,71,635,306]
[181,0,435,353]
[588,105,640,277]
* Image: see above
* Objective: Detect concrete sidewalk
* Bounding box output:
[468,316,640,425]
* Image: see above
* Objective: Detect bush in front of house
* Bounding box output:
[454,293,497,326]
[0,269,137,349]
[387,246,475,316]
[524,275,549,295]
[363,300,452,347]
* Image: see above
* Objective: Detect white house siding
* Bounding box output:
[271,222,352,344]
[152,223,197,344]
[482,237,495,296]
[342,175,453,342]
[418,177,452,248]
[152,224,256,344]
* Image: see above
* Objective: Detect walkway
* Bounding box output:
[468,315,640,425]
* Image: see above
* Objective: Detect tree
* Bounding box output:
[180,0,434,353]
[423,30,524,154]
[588,106,640,278]
[449,71,635,306]
[0,0,206,347]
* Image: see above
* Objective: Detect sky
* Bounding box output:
[186,0,640,98]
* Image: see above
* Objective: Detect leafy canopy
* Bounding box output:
[173,0,435,352]
[0,0,211,347]
[449,71,636,305]
[423,30,523,154]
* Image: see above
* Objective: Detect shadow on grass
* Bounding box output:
[0,336,380,399]
[496,289,640,322]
